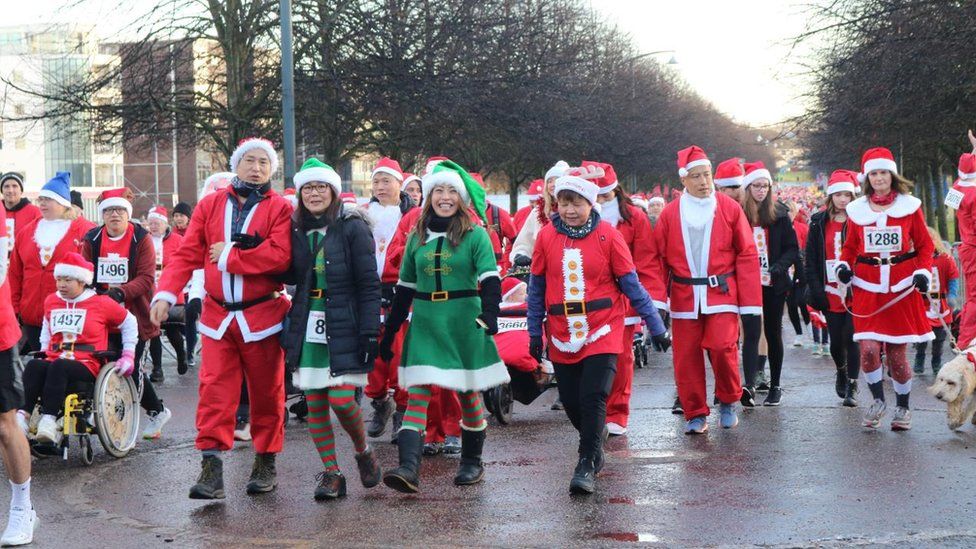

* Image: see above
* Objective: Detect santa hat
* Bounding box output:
[649,196,665,205]
[229,137,279,174]
[858,147,897,183]
[501,277,527,301]
[676,146,710,177]
[0,172,25,192]
[582,161,619,195]
[371,157,403,182]
[424,156,449,175]
[340,192,358,207]
[553,166,602,206]
[545,160,569,181]
[54,252,94,285]
[282,188,298,209]
[97,187,132,217]
[200,172,235,200]
[294,158,342,198]
[526,179,543,201]
[147,205,168,223]
[959,153,976,180]
[469,172,486,189]
[742,161,772,187]
[713,158,744,188]
[422,160,488,224]
[402,173,421,188]
[826,169,859,195]
[39,172,72,208]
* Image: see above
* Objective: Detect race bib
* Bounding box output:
[945,189,965,210]
[306,311,328,344]
[497,317,528,334]
[50,308,86,335]
[825,259,838,283]
[4,219,13,252]
[863,226,902,254]
[753,227,771,286]
[97,255,129,284]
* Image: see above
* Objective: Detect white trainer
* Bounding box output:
[606,422,627,436]
[0,507,37,547]
[34,415,60,445]
[233,421,252,442]
[142,407,172,440]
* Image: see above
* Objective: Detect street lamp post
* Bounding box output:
[280,0,297,187]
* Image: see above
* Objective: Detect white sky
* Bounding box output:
[5,0,814,127]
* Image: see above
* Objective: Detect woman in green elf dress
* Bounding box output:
[379,160,509,494]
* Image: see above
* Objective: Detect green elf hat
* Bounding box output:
[421,159,488,225]
[294,157,342,198]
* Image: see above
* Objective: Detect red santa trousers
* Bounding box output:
[425,386,462,443]
[956,244,976,348]
[606,324,636,428]
[197,320,284,453]
[365,322,408,407]
[672,312,742,420]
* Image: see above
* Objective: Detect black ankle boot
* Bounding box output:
[843,379,858,408]
[246,453,277,494]
[835,366,846,398]
[383,429,423,493]
[454,429,486,486]
[569,456,596,495]
[593,425,609,474]
[189,454,225,499]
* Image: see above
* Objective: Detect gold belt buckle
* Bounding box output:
[309,289,324,299]
[431,291,449,302]
[563,300,586,315]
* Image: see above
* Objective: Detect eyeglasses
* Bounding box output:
[750,184,771,190]
[301,185,331,195]
[103,207,127,215]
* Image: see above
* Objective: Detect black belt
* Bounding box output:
[52,343,96,353]
[212,293,276,311]
[416,289,478,302]
[929,292,947,299]
[856,251,917,266]
[548,298,613,316]
[672,272,734,293]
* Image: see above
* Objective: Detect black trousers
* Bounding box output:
[762,287,787,387]
[149,324,186,370]
[786,284,809,335]
[19,324,42,356]
[22,358,94,415]
[914,327,946,373]
[825,311,860,380]
[553,353,617,460]
[184,302,199,359]
[741,314,762,387]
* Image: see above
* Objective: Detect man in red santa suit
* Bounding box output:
[469,172,517,273]
[150,137,292,499]
[648,146,762,434]
[513,179,543,233]
[2,173,41,258]
[948,132,976,349]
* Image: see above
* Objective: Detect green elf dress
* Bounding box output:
[398,225,509,391]
[295,229,368,390]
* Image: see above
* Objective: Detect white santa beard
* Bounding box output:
[679,194,717,229]
[368,204,402,243]
[600,199,620,227]
[34,219,71,250]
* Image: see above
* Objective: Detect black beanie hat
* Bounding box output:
[173,202,192,217]
[0,172,25,192]
[70,190,84,209]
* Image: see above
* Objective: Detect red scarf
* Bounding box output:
[869,191,896,206]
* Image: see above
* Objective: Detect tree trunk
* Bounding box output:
[932,162,949,239]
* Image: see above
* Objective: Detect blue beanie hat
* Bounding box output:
[38,172,71,208]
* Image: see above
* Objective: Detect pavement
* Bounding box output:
[13,333,976,548]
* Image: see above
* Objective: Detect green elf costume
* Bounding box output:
[379,159,508,494]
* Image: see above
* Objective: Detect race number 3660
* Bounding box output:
[864,227,902,254]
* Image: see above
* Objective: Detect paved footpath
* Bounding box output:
[15,333,976,548]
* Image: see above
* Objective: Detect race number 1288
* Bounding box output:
[863,226,902,254]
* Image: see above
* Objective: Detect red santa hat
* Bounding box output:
[526,179,543,201]
[424,156,449,175]
[469,172,486,188]
[340,192,358,207]
[97,187,133,217]
[649,196,665,205]
[554,166,602,206]
[402,173,421,188]
[582,161,619,195]
[282,187,298,209]
[201,172,235,200]
[371,157,403,182]
[858,147,897,183]
[54,252,94,285]
[742,161,772,187]
[713,158,744,188]
[501,277,527,301]
[959,153,976,180]
[826,169,859,195]
[147,205,168,223]
[676,146,710,177]
[229,137,279,174]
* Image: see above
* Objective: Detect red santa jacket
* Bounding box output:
[152,229,184,304]
[153,187,293,342]
[513,204,534,233]
[9,217,89,326]
[0,204,19,350]
[4,199,41,256]
[608,203,658,325]
[40,290,137,376]
[648,192,762,319]
[926,252,958,327]
[532,221,635,363]
[948,179,976,247]
[484,203,517,273]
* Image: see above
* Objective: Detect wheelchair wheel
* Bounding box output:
[94,365,140,458]
[80,435,94,465]
[489,384,513,425]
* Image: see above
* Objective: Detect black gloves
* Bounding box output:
[651,332,672,352]
[360,336,379,365]
[378,331,396,362]
[513,254,532,267]
[185,298,201,318]
[769,263,786,277]
[106,287,126,304]
[836,264,853,284]
[529,336,544,362]
[380,285,396,309]
[231,232,264,250]
[379,285,416,362]
[477,277,501,335]
[913,274,929,294]
[806,288,829,313]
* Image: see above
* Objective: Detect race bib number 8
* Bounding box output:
[5,219,13,252]
[863,226,902,254]
[97,257,129,284]
[306,311,328,344]
[945,188,964,210]
[50,308,86,335]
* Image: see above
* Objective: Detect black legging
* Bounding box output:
[19,324,42,356]
[914,326,946,373]
[149,324,186,370]
[741,314,762,387]
[22,358,95,415]
[786,283,809,336]
[825,311,860,380]
[184,301,199,359]
[762,287,787,387]
[553,354,617,460]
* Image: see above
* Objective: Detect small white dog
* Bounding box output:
[929,349,976,430]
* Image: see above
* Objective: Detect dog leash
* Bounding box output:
[840,286,916,319]
[923,294,961,354]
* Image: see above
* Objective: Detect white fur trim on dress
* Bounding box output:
[97,197,132,217]
[38,189,71,208]
[294,167,342,197]
[294,368,367,390]
[743,169,772,187]
[422,170,470,204]
[853,331,935,344]
[229,139,279,174]
[53,263,93,285]
[398,362,511,392]
[845,194,920,224]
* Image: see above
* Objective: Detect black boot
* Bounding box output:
[740,386,756,407]
[354,446,382,488]
[189,454,225,499]
[245,453,277,494]
[834,366,846,399]
[454,429,486,486]
[569,456,596,495]
[150,364,164,383]
[383,429,423,493]
[314,471,347,500]
[367,397,394,438]
[843,379,858,408]
[593,425,609,474]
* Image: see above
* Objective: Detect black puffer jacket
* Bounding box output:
[804,209,847,312]
[281,207,381,376]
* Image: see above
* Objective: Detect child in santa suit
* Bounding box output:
[18,253,138,446]
[834,147,934,431]
[2,172,41,258]
[946,139,976,349]
[647,146,762,434]
[513,179,543,233]
[146,206,188,377]
[150,138,293,499]
[913,226,958,375]
[527,168,668,495]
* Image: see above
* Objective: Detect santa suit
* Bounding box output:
[152,229,185,304]
[924,252,958,329]
[823,218,849,313]
[648,191,762,420]
[0,214,20,353]
[484,203,517,273]
[837,194,934,344]
[947,179,976,347]
[4,199,41,257]
[513,203,536,233]
[602,201,657,429]
[39,290,137,376]
[153,186,292,453]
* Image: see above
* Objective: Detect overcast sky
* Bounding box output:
[5,0,813,127]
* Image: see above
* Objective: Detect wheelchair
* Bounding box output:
[633,330,648,369]
[141,304,193,370]
[26,351,141,465]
